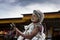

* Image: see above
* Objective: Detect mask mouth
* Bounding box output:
[31,16,39,23]
[31,17,35,22]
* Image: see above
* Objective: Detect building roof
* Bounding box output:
[0,11,60,24]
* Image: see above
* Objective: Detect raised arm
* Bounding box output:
[15,26,39,39]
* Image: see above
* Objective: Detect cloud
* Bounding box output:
[0,0,60,6]
[0,0,60,18]
[15,3,60,13]
[0,4,23,19]
[25,3,60,12]
[13,0,60,6]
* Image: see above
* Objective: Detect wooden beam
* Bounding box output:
[45,13,60,18]
[0,13,60,24]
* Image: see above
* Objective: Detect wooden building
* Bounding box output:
[0,11,60,40]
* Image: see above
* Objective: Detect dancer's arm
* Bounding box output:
[15,27,39,39]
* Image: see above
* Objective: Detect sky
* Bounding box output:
[0,0,60,18]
